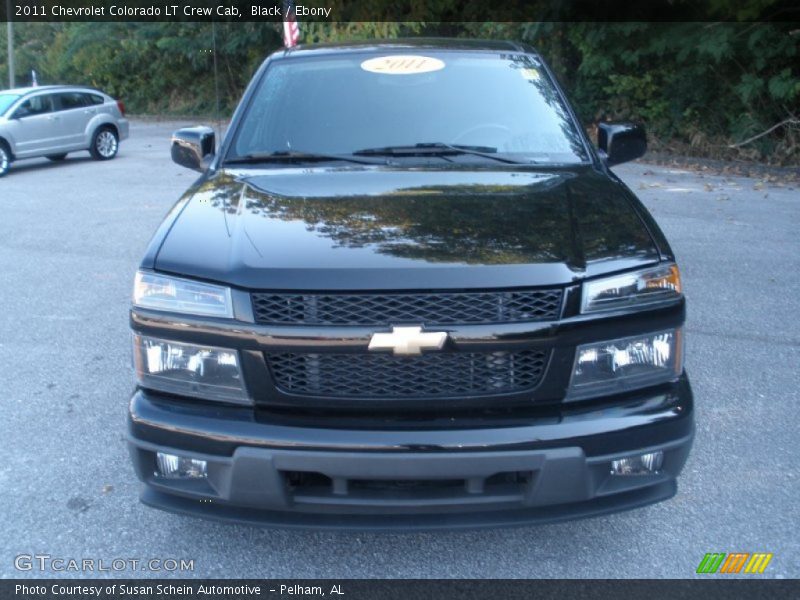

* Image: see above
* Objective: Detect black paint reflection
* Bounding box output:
[189,167,658,270]
[242,180,575,265]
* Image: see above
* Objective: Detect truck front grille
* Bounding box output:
[251,289,563,326]
[267,350,549,399]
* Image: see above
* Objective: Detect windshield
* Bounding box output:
[0,94,20,116]
[228,52,589,165]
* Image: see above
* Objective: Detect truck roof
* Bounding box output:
[281,38,534,58]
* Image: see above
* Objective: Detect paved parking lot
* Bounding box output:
[1,120,797,578]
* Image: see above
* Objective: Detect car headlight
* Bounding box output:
[581,264,681,313]
[133,270,233,318]
[133,335,250,404]
[566,328,682,401]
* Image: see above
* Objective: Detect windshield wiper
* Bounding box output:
[225,150,383,166]
[353,143,531,165]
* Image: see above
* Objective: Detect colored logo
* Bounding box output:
[697,553,773,574]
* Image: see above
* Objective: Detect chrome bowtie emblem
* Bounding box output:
[368,326,448,356]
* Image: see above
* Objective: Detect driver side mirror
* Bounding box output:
[171,126,216,172]
[597,122,646,166]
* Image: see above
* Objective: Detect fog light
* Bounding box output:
[611,451,663,475]
[155,452,207,479]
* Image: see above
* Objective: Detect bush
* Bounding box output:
[1,18,797,163]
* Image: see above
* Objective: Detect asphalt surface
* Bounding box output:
[1,121,798,579]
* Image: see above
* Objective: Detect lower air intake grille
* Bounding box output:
[267,350,549,399]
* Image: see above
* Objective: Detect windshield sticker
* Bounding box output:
[520,68,540,81]
[361,55,445,75]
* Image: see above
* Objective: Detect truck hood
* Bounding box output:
[154,166,660,290]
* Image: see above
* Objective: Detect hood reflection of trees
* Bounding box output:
[194,169,655,266]
[243,181,573,265]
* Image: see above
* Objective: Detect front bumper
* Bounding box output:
[128,375,694,530]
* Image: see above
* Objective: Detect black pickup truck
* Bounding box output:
[127,39,693,529]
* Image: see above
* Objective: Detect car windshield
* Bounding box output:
[0,93,20,116]
[228,52,589,165]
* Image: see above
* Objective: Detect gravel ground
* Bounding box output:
[0,120,797,579]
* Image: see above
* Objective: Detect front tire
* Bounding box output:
[0,143,10,177]
[47,153,68,161]
[89,127,119,160]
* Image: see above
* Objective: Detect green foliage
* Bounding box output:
[0,23,283,115]
[1,17,797,163]
[509,20,800,163]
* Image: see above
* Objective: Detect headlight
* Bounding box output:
[133,335,250,404]
[566,328,682,400]
[582,264,681,313]
[133,270,233,318]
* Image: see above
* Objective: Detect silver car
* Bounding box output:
[0,85,129,177]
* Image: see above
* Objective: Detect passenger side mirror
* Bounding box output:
[171,126,216,172]
[12,107,31,119]
[597,122,646,166]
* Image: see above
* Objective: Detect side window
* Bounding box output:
[87,94,105,106]
[58,92,88,111]
[13,95,54,118]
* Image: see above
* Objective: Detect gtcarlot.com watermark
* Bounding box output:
[14,554,194,573]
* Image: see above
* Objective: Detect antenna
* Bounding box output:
[211,19,221,143]
[6,0,15,87]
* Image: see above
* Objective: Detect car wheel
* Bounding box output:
[90,127,119,160]
[0,143,10,177]
[46,153,68,161]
